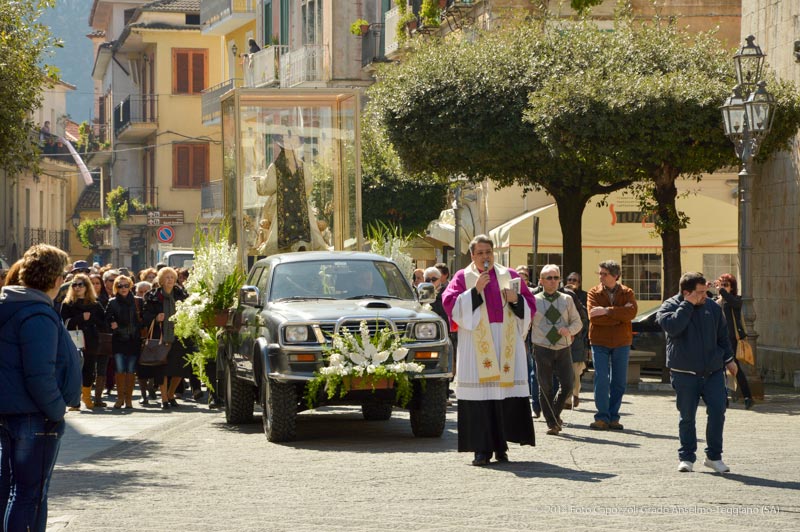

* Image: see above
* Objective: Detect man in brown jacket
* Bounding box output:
[587,260,638,430]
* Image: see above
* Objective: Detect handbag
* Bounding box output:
[139,321,171,366]
[64,319,86,350]
[97,332,113,355]
[732,311,755,366]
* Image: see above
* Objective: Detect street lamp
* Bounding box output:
[71,212,81,229]
[720,34,775,361]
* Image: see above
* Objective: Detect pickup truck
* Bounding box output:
[219,251,452,442]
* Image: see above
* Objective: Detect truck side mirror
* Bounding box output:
[240,285,261,307]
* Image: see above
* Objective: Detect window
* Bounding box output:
[621,253,662,301]
[172,143,209,188]
[527,253,563,281]
[264,0,273,45]
[172,49,207,94]
[703,254,739,284]
[301,0,323,45]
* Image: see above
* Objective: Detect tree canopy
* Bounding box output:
[0,0,61,176]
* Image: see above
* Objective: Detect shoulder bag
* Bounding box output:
[139,320,170,366]
[64,319,86,350]
[733,310,755,366]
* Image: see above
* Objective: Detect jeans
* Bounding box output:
[525,338,540,412]
[591,344,630,423]
[0,413,65,532]
[670,369,727,462]
[533,345,574,428]
[114,352,138,373]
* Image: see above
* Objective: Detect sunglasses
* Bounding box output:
[424,277,439,282]
[117,284,131,289]
[567,278,578,282]
[542,276,560,281]
[72,282,85,288]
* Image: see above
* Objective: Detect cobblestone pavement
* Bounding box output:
[46,384,800,531]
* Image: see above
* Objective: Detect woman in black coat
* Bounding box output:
[142,267,194,409]
[715,273,754,409]
[105,275,144,409]
[61,273,106,409]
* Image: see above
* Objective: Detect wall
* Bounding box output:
[741,0,800,384]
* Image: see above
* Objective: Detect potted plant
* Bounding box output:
[421,0,441,29]
[350,18,370,36]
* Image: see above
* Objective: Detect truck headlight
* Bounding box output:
[414,322,438,340]
[284,325,309,342]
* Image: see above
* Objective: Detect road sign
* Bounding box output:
[156,225,175,243]
[147,210,184,226]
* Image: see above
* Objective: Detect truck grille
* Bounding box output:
[318,319,406,342]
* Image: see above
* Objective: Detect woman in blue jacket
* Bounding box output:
[0,244,81,532]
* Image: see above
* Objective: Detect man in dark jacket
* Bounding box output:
[0,244,81,531]
[656,272,736,474]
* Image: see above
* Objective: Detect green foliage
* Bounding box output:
[362,171,447,235]
[0,0,62,176]
[420,0,441,28]
[76,217,111,249]
[350,19,369,36]
[105,186,130,226]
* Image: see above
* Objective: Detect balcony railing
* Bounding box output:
[24,227,48,249]
[201,180,223,217]
[280,45,327,88]
[200,0,256,26]
[125,187,159,212]
[49,229,70,252]
[114,95,158,137]
[244,46,288,88]
[202,78,241,124]
[385,7,401,56]
[361,25,386,68]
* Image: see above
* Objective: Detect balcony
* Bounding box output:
[126,187,159,212]
[114,95,158,141]
[201,180,223,218]
[82,123,112,166]
[385,6,401,57]
[200,0,256,35]
[24,227,47,249]
[49,229,70,252]
[280,45,327,88]
[243,46,288,88]
[202,78,241,125]
[361,25,387,70]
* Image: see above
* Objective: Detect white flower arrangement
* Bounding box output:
[171,220,246,390]
[367,221,415,282]
[304,320,425,409]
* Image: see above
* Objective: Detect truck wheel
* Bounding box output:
[224,362,254,424]
[361,400,393,421]
[410,379,448,437]
[262,377,297,442]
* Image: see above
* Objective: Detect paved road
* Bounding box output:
[46,384,800,531]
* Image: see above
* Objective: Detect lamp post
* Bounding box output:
[720,35,775,369]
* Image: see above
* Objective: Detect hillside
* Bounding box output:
[40,0,94,122]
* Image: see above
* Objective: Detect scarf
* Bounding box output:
[463,262,518,387]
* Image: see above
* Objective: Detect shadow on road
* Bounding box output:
[719,473,800,491]
[491,460,617,482]
[557,433,641,448]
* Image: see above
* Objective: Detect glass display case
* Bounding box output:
[221,89,361,267]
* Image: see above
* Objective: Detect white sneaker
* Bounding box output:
[703,458,730,473]
[677,460,693,472]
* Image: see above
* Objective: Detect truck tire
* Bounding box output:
[224,362,255,424]
[262,377,297,442]
[361,400,393,421]
[410,379,448,437]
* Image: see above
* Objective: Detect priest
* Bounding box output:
[442,235,536,466]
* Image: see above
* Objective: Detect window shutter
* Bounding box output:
[173,51,189,94]
[191,52,206,93]
[191,144,208,186]
[174,145,191,186]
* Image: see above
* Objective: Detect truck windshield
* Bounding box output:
[269,260,415,301]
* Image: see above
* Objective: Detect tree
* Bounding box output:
[367,19,633,276]
[525,18,800,296]
[0,0,61,176]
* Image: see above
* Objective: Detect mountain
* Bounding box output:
[39,0,94,123]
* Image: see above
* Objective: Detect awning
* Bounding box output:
[489,203,555,249]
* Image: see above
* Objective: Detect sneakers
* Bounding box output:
[677,460,694,472]
[703,458,730,473]
[589,420,609,430]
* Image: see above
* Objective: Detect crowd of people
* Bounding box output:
[429,235,752,474]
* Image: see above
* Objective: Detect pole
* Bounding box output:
[531,215,539,278]
[453,185,461,271]
[738,163,756,338]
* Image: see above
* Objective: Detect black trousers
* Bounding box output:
[533,345,574,428]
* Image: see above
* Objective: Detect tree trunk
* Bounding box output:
[553,193,589,280]
[652,166,682,300]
